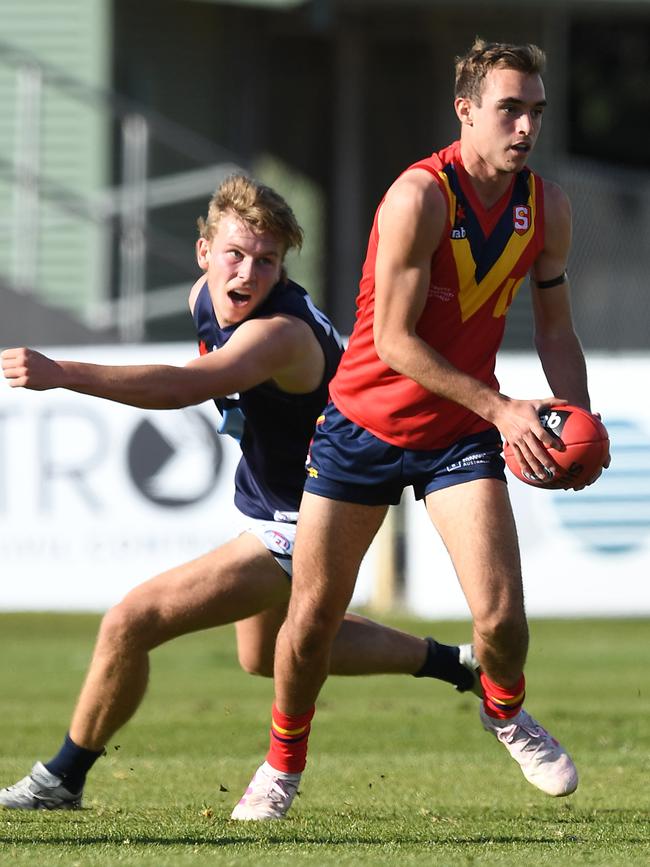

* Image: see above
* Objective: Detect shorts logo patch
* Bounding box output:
[446,451,491,472]
[263,529,292,553]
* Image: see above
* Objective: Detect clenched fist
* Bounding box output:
[1,347,64,390]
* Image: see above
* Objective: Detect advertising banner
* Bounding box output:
[2,347,647,617]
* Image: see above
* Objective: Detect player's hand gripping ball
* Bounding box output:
[504,405,609,490]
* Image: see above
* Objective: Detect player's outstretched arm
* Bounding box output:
[1,345,210,408]
[1,315,318,410]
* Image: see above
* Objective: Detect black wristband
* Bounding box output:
[534,271,567,289]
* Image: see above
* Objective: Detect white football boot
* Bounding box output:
[230,761,300,820]
[480,705,578,796]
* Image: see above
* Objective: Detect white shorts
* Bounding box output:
[238,510,297,577]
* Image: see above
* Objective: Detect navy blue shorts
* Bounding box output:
[304,403,506,506]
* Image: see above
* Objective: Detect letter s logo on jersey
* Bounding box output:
[513,205,531,235]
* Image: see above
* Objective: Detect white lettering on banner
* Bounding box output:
[0,404,108,514]
[0,407,19,512]
[39,406,109,512]
[0,529,221,562]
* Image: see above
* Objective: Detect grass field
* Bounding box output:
[0,613,648,866]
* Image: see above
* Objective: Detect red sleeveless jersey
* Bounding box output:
[330,140,545,449]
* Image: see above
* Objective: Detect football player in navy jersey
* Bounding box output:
[0,175,478,810]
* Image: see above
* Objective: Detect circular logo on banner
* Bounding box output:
[127,410,222,507]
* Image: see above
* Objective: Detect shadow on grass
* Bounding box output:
[1,832,635,847]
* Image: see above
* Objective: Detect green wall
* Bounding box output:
[0,0,110,314]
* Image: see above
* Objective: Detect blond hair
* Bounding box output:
[455,38,546,104]
[197,174,304,255]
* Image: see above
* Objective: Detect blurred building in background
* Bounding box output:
[1,0,649,348]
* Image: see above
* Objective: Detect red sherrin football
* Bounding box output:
[503,405,609,490]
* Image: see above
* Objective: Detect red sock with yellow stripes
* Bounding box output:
[266,703,315,774]
[480,673,526,719]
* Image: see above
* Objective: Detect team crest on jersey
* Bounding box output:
[513,205,531,235]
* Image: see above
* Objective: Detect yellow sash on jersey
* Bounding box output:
[437,171,537,322]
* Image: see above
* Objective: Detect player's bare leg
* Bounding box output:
[425,478,577,797]
[69,534,289,751]
[235,603,289,677]
[332,613,428,674]
[274,495,388,715]
[239,604,478,688]
[425,478,527,686]
[240,607,430,678]
[231,496,388,820]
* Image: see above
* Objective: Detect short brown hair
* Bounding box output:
[455,38,546,104]
[197,174,304,255]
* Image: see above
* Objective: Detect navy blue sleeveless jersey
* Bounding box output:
[192,278,344,520]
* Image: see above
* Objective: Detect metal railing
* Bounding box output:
[0,39,243,342]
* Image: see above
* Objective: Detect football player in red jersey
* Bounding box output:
[233,40,610,820]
